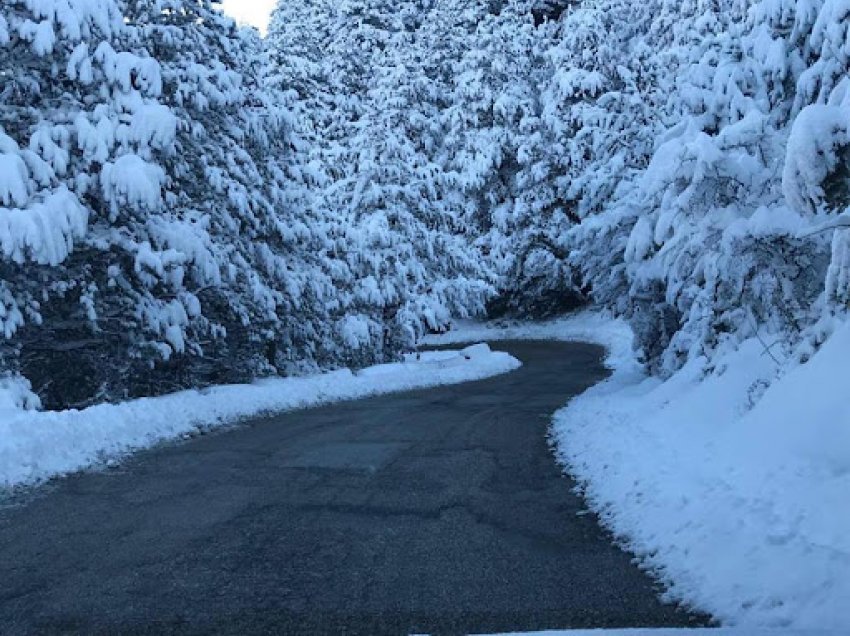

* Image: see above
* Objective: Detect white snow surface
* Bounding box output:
[420,312,636,370]
[426,312,850,632]
[0,344,520,490]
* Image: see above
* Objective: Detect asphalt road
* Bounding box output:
[0,340,707,635]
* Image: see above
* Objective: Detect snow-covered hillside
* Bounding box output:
[553,317,850,630]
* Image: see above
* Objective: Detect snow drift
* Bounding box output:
[554,321,850,630]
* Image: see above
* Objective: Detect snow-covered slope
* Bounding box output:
[0,344,519,490]
[555,324,850,630]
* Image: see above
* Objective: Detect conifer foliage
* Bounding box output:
[6,0,850,407]
[1,0,493,407]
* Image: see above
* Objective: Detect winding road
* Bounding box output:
[0,341,706,634]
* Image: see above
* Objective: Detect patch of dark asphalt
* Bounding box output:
[0,340,710,635]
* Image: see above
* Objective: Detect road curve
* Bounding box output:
[0,340,706,634]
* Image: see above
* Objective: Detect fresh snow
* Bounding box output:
[427,313,850,632]
[421,311,636,371]
[0,344,520,491]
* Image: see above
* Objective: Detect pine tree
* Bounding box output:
[438,1,554,313]
[111,0,345,392]
[1,0,178,405]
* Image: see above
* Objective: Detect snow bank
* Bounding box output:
[427,312,849,631]
[0,344,519,490]
[551,323,850,630]
[420,311,636,371]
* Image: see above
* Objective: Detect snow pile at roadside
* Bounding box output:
[420,312,636,370]
[550,321,850,630]
[428,312,849,631]
[0,344,519,490]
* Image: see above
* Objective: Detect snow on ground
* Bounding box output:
[420,312,636,370]
[427,312,850,632]
[0,344,519,491]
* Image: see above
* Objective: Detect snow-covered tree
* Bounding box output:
[550,0,843,371]
[1,0,343,406]
[107,0,352,394]
[0,0,178,405]
[436,0,563,314]
[11,0,850,407]
[346,31,492,356]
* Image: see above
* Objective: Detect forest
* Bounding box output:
[2,0,850,409]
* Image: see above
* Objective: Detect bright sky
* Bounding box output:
[220,0,276,34]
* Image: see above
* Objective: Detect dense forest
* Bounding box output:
[2,0,850,408]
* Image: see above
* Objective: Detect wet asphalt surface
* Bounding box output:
[0,340,708,635]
